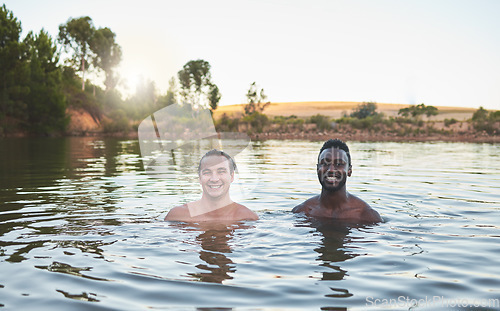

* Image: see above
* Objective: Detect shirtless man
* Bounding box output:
[292,139,382,223]
[165,149,258,222]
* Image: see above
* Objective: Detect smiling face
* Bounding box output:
[317,147,352,192]
[199,155,234,200]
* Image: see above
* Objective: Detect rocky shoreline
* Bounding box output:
[248,131,499,143]
[4,129,497,144]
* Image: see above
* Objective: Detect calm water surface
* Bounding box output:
[0,137,499,310]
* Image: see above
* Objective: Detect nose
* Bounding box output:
[325,163,336,172]
[209,172,220,181]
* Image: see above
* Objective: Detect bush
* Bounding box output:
[471,107,499,134]
[308,114,331,131]
[444,118,458,127]
[102,109,130,133]
[350,102,378,119]
[215,113,239,132]
[337,113,384,130]
[241,111,269,133]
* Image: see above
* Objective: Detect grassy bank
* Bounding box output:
[214,102,499,143]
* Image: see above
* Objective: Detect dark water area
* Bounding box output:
[1,137,499,310]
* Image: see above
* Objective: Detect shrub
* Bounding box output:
[444,118,458,127]
[471,107,499,134]
[308,114,331,131]
[350,102,378,119]
[215,113,239,132]
[241,111,269,133]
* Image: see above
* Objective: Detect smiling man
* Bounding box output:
[292,139,382,223]
[165,149,258,222]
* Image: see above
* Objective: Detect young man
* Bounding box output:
[165,149,258,222]
[292,139,382,223]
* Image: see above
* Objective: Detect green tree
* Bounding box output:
[177,59,220,110]
[471,106,499,134]
[0,4,29,121]
[165,77,178,107]
[244,82,270,115]
[308,114,331,131]
[208,84,221,111]
[90,27,122,93]
[242,111,269,133]
[398,103,438,118]
[472,106,488,121]
[350,102,378,119]
[24,30,67,134]
[127,76,157,119]
[58,16,95,91]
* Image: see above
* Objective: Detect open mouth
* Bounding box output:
[324,172,341,183]
[208,184,223,189]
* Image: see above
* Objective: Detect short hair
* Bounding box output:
[198,149,237,174]
[318,139,351,166]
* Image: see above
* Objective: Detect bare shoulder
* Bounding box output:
[232,203,259,221]
[292,195,320,213]
[164,204,190,221]
[348,194,382,223]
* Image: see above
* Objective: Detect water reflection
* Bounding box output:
[171,223,253,284]
[0,138,142,264]
[297,217,374,299]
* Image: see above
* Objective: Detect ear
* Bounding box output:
[230,172,234,183]
[347,166,352,177]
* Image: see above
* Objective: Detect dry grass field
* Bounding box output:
[214,101,478,121]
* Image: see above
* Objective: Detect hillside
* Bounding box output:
[214,101,477,121]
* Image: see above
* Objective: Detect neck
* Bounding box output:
[200,193,233,210]
[188,194,234,218]
[319,186,349,210]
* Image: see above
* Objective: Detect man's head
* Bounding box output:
[318,139,351,167]
[317,139,352,192]
[198,149,236,199]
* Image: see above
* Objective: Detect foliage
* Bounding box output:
[307,114,331,131]
[1,5,67,135]
[273,115,304,125]
[471,106,499,134]
[101,109,129,133]
[215,113,239,132]
[177,59,220,111]
[58,16,94,91]
[124,77,157,120]
[208,84,221,111]
[244,82,270,115]
[472,106,488,121]
[350,102,378,119]
[162,77,177,108]
[24,30,67,134]
[444,118,458,127]
[0,4,29,121]
[89,27,121,92]
[398,103,438,118]
[241,111,269,133]
[338,113,384,130]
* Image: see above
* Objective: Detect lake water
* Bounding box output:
[1,137,499,310]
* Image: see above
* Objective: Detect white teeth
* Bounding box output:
[325,176,337,182]
[209,185,222,189]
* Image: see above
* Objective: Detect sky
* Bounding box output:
[3,0,500,109]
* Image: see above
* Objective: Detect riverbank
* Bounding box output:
[248,131,499,143]
[3,102,498,143]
